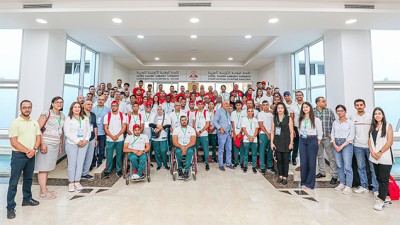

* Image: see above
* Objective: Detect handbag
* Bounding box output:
[151,113,165,139]
[40,110,51,133]
[389,175,399,201]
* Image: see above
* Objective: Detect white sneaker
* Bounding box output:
[373,199,385,211]
[131,174,140,180]
[75,182,83,191]
[68,183,75,192]
[342,186,352,195]
[373,191,379,198]
[334,183,345,191]
[354,186,368,194]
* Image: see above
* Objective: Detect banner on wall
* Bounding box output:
[133,70,256,82]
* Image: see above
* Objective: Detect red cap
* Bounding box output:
[145,101,152,106]
[262,81,266,85]
[189,101,195,105]
[132,124,141,130]
[196,100,204,105]
[111,100,119,106]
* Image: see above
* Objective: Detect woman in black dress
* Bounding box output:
[271,102,294,185]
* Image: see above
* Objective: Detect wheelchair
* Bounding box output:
[123,152,151,185]
[169,147,197,181]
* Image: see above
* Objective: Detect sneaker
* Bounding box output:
[226,165,235,170]
[68,183,75,192]
[131,174,140,180]
[75,182,83,191]
[206,164,210,171]
[150,163,154,168]
[266,168,276,174]
[116,171,122,177]
[374,191,379,198]
[183,171,189,180]
[178,169,184,179]
[139,174,145,179]
[261,169,266,174]
[277,177,283,183]
[165,166,170,170]
[330,177,338,185]
[252,168,257,174]
[219,166,225,171]
[156,166,161,171]
[342,186,352,195]
[7,208,16,219]
[21,199,39,206]
[103,172,110,179]
[240,164,244,169]
[233,164,238,168]
[334,183,345,191]
[243,167,248,173]
[282,179,288,185]
[81,174,94,180]
[354,186,369,194]
[373,199,385,211]
[316,173,326,179]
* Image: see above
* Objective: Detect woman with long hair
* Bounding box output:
[254,88,265,112]
[368,107,394,211]
[331,105,355,195]
[36,96,65,199]
[152,95,160,113]
[64,102,91,192]
[298,102,322,190]
[270,102,294,185]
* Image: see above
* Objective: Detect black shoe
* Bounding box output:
[103,172,110,179]
[330,177,338,185]
[116,171,122,177]
[282,179,288,185]
[178,169,184,178]
[7,208,16,219]
[233,164,238,168]
[226,165,235,170]
[89,165,95,171]
[139,174,146,179]
[261,169,266,174]
[240,164,244,169]
[219,166,225,171]
[165,166,170,170]
[156,166,161,171]
[183,171,189,180]
[243,167,248,173]
[292,160,297,166]
[316,173,326,179]
[206,164,210,171]
[150,163,154,168]
[277,177,283,183]
[22,199,39,207]
[252,168,257,174]
[81,174,94,180]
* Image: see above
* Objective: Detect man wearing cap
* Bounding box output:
[230,83,244,99]
[193,100,211,171]
[219,85,230,102]
[264,86,273,104]
[123,124,150,180]
[213,100,235,171]
[172,115,197,180]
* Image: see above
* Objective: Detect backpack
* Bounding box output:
[127,113,142,125]
[195,110,209,132]
[107,112,123,125]
[151,113,165,139]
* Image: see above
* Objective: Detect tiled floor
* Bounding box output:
[0,163,399,225]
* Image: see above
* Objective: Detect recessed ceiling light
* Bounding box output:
[228,57,233,61]
[190,35,198,39]
[112,18,122,24]
[244,35,252,39]
[137,35,144,39]
[345,19,357,24]
[190,18,200,23]
[154,57,160,61]
[268,18,279,24]
[191,57,197,61]
[36,18,47,24]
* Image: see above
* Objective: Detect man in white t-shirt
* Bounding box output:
[123,124,150,180]
[169,102,185,133]
[172,116,196,180]
[241,108,259,174]
[350,99,378,194]
[115,91,127,114]
[257,100,274,174]
[186,101,196,127]
[193,100,211,171]
[127,102,144,135]
[103,100,127,178]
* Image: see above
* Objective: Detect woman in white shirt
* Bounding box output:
[241,108,259,174]
[298,102,322,190]
[331,105,355,195]
[64,101,91,192]
[368,107,394,211]
[254,88,265,112]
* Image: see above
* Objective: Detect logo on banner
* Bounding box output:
[189,71,199,80]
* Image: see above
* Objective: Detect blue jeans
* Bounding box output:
[299,136,319,189]
[354,146,379,191]
[333,138,353,187]
[217,131,232,167]
[7,151,35,209]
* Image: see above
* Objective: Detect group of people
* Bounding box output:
[6,79,395,219]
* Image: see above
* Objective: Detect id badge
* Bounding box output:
[58,127,63,136]
[77,128,84,140]
[183,137,188,145]
[96,118,101,125]
[275,127,281,136]
[301,129,307,139]
[145,122,149,128]
[175,121,180,127]
[197,124,201,130]
[90,124,94,132]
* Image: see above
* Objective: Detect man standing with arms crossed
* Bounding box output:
[213,100,235,171]
[7,100,41,219]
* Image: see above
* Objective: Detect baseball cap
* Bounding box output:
[283,91,291,96]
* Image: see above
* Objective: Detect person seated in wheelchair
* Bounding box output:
[123,124,150,180]
[172,115,196,180]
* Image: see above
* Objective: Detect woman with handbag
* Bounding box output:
[149,106,171,171]
[368,107,394,211]
[36,96,65,200]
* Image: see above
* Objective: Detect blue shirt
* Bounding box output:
[213,108,232,133]
[91,105,111,135]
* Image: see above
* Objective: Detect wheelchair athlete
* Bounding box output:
[123,124,150,180]
[172,115,196,180]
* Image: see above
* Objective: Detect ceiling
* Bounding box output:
[0,1,399,70]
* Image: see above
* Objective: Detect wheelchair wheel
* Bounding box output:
[193,174,196,181]
[147,176,151,182]
[126,178,129,185]
[193,151,198,174]
[170,148,176,175]
[123,154,129,179]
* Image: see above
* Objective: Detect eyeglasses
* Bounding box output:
[54,101,63,104]
[22,107,32,110]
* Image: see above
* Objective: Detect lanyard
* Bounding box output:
[297,103,301,111]
[131,135,140,145]
[52,109,61,125]
[248,118,253,130]
[236,111,242,123]
[275,115,286,126]
[145,113,150,121]
[224,109,229,119]
[197,110,204,121]
[303,119,309,129]
[175,112,180,121]
[74,116,82,128]
[96,106,104,117]
[85,112,92,122]
[181,128,187,136]
[132,114,139,124]
[209,110,214,120]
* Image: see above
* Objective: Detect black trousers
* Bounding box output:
[276,151,290,177]
[373,163,392,201]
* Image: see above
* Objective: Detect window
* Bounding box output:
[292,39,326,104]
[63,38,98,109]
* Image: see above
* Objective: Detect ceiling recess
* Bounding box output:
[22,4,53,9]
[344,4,375,9]
[178,2,212,7]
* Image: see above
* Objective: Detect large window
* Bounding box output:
[63,38,99,110]
[292,39,326,104]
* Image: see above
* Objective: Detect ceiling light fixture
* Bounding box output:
[345,19,357,24]
[190,18,200,23]
[36,18,47,24]
[154,57,160,61]
[112,18,122,24]
[244,35,252,39]
[190,35,198,39]
[137,35,144,39]
[191,57,197,61]
[228,57,233,61]
[268,18,279,24]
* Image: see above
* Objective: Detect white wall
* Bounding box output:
[257,63,276,86]
[97,53,130,86]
